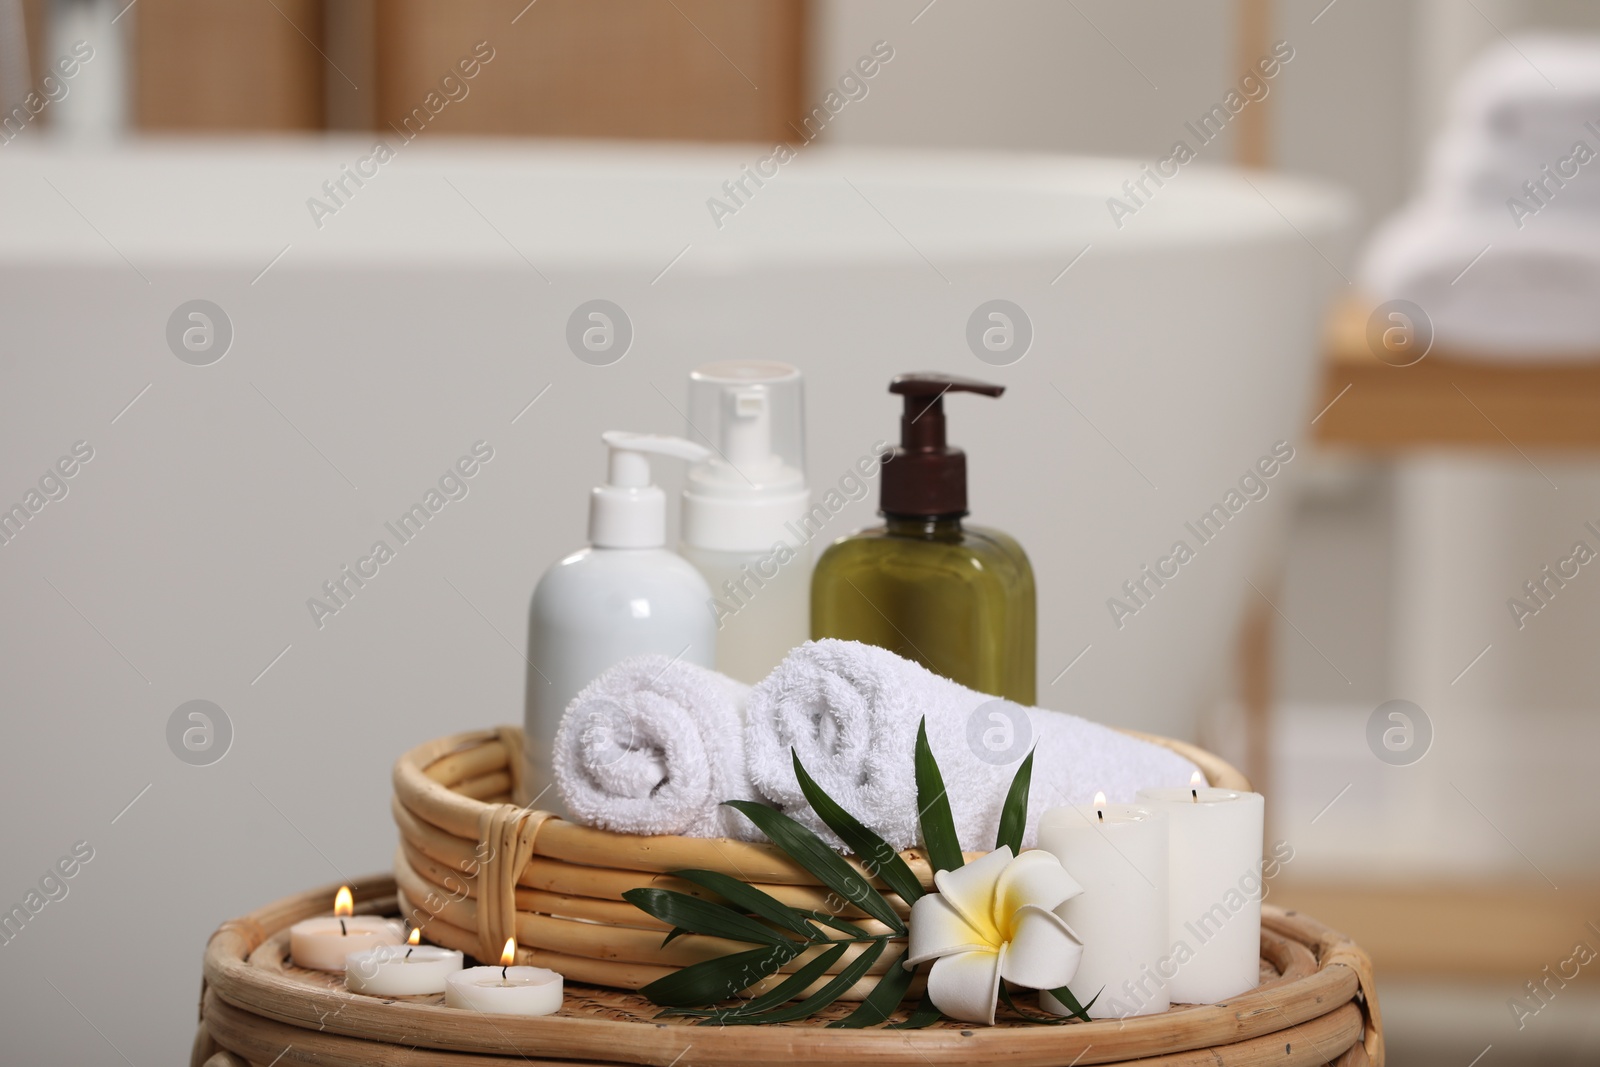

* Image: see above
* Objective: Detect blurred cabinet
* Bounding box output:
[373,0,804,141]
[134,0,326,130]
[131,0,806,140]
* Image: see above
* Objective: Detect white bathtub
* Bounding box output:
[0,139,1347,1061]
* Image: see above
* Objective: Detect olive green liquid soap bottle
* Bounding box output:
[811,374,1036,702]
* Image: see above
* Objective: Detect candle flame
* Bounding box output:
[1092,790,1107,809]
[333,886,354,917]
[408,927,421,946]
[1190,770,1206,788]
[499,938,517,967]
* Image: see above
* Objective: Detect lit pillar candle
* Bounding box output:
[288,886,404,972]
[1038,792,1170,1019]
[445,939,564,1016]
[1137,773,1266,1003]
[346,927,465,996]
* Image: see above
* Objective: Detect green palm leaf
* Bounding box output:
[724,800,905,932]
[663,943,848,1018]
[638,942,804,1007]
[800,910,872,939]
[711,939,889,1025]
[999,983,1100,1024]
[621,887,795,947]
[889,994,942,1029]
[828,950,917,1028]
[667,869,823,943]
[914,718,963,873]
[1045,983,1100,1023]
[627,718,1087,1029]
[994,748,1036,853]
[791,749,925,905]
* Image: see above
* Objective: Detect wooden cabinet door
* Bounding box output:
[130,0,806,141]
[372,0,805,142]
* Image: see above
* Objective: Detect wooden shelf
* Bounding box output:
[1274,880,1600,981]
[1315,298,1600,450]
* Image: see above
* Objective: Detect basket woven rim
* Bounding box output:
[200,875,1379,1067]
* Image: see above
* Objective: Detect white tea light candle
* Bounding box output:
[444,938,563,1016]
[1137,775,1265,1004]
[346,928,464,996]
[1039,794,1170,1019]
[289,886,404,973]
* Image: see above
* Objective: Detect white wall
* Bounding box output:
[812,0,1419,249]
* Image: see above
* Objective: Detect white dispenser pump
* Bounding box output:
[591,431,711,549]
[722,386,784,477]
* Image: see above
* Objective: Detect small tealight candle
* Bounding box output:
[346,928,465,996]
[445,938,563,1016]
[288,886,404,973]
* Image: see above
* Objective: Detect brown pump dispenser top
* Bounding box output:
[881,373,1005,517]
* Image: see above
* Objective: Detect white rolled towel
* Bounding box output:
[553,656,762,840]
[745,639,1201,852]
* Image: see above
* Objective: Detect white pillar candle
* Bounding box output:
[1137,778,1266,1004]
[445,966,564,1016]
[1038,796,1170,1019]
[288,887,403,973]
[345,933,464,996]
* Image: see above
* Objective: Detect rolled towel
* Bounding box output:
[745,639,1201,852]
[553,656,762,840]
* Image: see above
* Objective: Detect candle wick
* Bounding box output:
[502,965,508,981]
[1096,809,1103,822]
[339,919,347,936]
[1191,789,1198,802]
[405,947,414,959]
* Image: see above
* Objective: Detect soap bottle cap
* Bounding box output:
[881,373,1004,518]
[591,431,711,549]
[682,361,810,552]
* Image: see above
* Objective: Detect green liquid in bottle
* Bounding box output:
[811,515,1036,703]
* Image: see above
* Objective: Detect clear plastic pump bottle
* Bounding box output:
[680,361,811,684]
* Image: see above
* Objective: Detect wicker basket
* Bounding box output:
[193,876,1384,1066]
[390,726,1257,1001]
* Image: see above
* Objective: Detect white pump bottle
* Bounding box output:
[680,362,811,685]
[522,431,717,810]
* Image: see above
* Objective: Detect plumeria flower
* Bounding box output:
[903,846,1086,1025]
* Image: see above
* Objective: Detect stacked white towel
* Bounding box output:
[743,639,1201,852]
[1361,35,1600,357]
[552,656,762,840]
